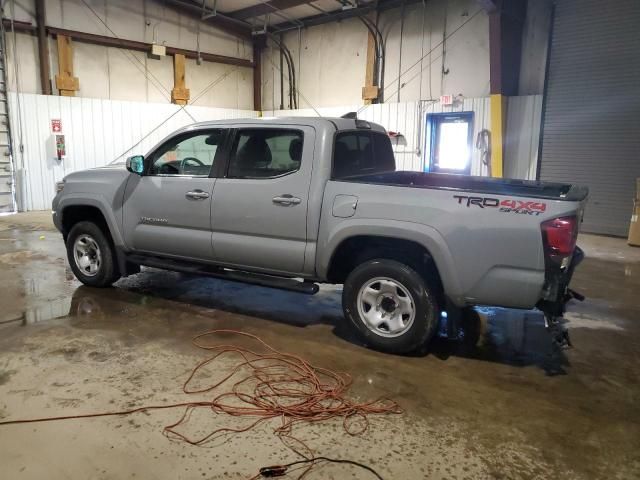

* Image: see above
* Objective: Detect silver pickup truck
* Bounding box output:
[52,116,588,353]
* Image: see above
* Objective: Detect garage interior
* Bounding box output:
[1,1,639,479]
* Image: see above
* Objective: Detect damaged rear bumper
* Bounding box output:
[537,246,584,317]
[536,246,585,347]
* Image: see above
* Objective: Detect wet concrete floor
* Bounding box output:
[0,212,638,479]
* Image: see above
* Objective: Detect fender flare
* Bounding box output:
[318,219,464,302]
[57,193,125,248]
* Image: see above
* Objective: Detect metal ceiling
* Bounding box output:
[163,1,419,37]
[215,1,377,25]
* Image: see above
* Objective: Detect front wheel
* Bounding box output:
[342,259,439,354]
[66,221,121,287]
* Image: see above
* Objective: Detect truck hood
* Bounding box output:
[94,162,127,170]
[62,162,130,187]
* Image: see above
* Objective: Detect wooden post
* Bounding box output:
[171,54,190,105]
[55,35,79,96]
[361,19,379,105]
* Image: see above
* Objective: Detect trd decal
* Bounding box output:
[453,195,546,216]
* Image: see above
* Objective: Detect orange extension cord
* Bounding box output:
[0,330,402,479]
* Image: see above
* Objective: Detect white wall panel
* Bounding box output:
[4,31,40,95]
[504,95,543,180]
[11,91,539,212]
[263,0,490,110]
[267,96,491,174]
[9,93,257,211]
[5,0,253,108]
[421,97,491,176]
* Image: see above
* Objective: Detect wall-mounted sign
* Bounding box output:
[440,95,454,106]
[51,119,62,133]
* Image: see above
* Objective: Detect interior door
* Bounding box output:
[122,128,226,260]
[211,126,314,275]
[427,112,474,175]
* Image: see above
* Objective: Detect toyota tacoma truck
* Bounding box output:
[52,116,588,353]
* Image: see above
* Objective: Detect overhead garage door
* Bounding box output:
[539,0,640,236]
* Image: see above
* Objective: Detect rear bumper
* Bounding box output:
[536,246,584,318]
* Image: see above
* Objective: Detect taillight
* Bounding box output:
[541,216,578,266]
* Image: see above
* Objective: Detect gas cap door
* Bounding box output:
[332,195,358,218]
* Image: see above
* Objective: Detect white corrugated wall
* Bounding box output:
[266,97,492,174]
[8,93,257,211]
[10,93,540,211]
[269,96,541,179]
[504,95,543,180]
[420,98,492,176]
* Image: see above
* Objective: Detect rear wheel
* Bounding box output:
[342,259,439,354]
[66,221,120,287]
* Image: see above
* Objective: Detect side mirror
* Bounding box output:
[126,155,145,175]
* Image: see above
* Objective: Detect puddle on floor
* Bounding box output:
[461,307,557,364]
[563,299,626,331]
[2,298,73,326]
[0,224,631,377]
[0,250,49,265]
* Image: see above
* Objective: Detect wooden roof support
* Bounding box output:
[362,16,379,105]
[55,34,79,96]
[171,54,190,105]
[2,20,254,69]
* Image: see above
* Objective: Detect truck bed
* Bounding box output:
[340,171,589,201]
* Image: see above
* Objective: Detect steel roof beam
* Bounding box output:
[160,0,253,39]
[228,0,316,21]
[270,0,423,33]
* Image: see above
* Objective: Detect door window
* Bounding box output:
[149,129,225,176]
[227,129,304,179]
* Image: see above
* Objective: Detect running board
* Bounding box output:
[126,255,319,295]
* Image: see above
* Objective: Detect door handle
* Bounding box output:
[272,195,301,206]
[186,190,210,200]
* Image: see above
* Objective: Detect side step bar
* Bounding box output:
[126,254,320,295]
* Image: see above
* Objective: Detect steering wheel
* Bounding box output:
[180,157,205,172]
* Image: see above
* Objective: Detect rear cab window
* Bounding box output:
[332,131,396,179]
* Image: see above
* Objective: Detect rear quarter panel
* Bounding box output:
[318,180,583,309]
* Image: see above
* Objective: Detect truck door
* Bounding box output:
[122,128,226,260]
[211,126,314,275]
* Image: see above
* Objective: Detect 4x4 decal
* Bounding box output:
[453,195,546,216]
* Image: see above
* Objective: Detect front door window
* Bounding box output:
[150,129,225,176]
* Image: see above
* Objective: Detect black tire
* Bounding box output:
[66,221,121,287]
[342,259,439,354]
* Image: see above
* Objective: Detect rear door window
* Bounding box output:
[333,131,395,179]
[227,129,304,179]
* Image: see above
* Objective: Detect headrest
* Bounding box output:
[237,136,271,166]
[289,138,303,162]
[334,140,351,163]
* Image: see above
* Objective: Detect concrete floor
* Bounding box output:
[0,211,638,479]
